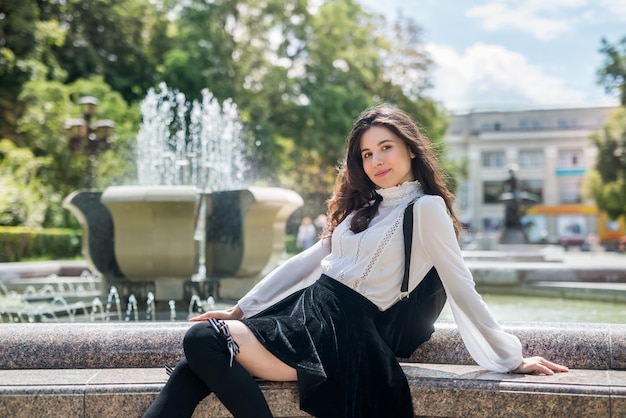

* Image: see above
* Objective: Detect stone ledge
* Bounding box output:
[3,321,625,371]
[0,260,90,281]
[1,365,625,417]
[1,321,625,416]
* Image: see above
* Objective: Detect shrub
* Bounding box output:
[0,226,81,262]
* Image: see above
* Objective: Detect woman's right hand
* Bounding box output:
[511,356,569,375]
[189,305,244,322]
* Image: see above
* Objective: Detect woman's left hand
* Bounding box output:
[511,356,569,375]
[189,305,244,322]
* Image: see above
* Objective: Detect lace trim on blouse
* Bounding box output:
[348,181,422,291]
[351,209,403,291]
[337,227,352,282]
[375,180,422,207]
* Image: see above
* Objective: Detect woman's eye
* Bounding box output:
[362,152,371,159]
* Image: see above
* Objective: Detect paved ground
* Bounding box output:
[559,248,626,266]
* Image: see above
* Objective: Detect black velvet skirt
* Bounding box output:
[242,275,414,418]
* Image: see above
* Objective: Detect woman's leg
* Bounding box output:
[143,320,297,418]
[224,320,298,381]
[143,357,211,418]
[183,321,278,417]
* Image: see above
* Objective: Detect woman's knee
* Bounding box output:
[183,322,225,362]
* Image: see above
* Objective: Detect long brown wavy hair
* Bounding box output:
[325,104,461,237]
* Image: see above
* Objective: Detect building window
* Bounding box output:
[483,181,503,204]
[558,149,584,168]
[532,121,541,129]
[519,120,529,129]
[494,122,502,131]
[480,123,492,131]
[519,150,544,169]
[558,119,569,128]
[481,151,505,168]
[558,176,582,203]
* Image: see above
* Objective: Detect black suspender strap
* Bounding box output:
[401,200,415,297]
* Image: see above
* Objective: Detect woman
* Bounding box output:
[143,104,568,418]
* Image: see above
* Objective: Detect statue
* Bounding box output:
[499,165,538,244]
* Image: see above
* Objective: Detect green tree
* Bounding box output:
[37,0,168,103]
[157,0,313,190]
[0,0,37,142]
[160,0,308,101]
[583,107,626,219]
[16,76,138,226]
[0,1,67,142]
[598,36,626,106]
[0,139,51,226]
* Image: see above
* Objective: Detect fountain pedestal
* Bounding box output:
[65,186,303,302]
[101,186,199,301]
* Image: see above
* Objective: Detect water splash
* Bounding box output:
[136,83,249,191]
[206,296,216,311]
[105,286,122,321]
[91,297,105,321]
[0,278,228,323]
[188,294,203,319]
[169,300,177,321]
[125,294,139,321]
[146,292,156,321]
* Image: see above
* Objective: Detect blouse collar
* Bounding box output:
[375,180,423,207]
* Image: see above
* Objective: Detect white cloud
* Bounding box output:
[466,2,578,40]
[597,0,626,20]
[426,42,589,111]
[466,0,626,39]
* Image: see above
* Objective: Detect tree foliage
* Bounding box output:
[583,107,626,220]
[0,1,67,141]
[0,139,51,226]
[598,36,626,106]
[37,0,168,103]
[585,36,626,220]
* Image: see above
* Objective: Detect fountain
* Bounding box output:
[63,84,302,306]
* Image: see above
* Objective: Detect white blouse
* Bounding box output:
[238,181,523,373]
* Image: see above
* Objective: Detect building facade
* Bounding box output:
[445,106,618,246]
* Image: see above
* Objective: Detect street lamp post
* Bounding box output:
[64,96,115,188]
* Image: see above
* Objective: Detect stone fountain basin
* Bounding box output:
[101,185,199,281]
[65,185,303,301]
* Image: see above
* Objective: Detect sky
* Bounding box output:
[360,0,625,114]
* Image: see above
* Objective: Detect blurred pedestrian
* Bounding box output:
[296,217,317,250]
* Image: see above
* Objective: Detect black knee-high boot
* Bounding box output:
[183,322,273,418]
[142,357,211,418]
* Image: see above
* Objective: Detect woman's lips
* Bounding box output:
[375,169,390,177]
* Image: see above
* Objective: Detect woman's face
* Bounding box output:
[359,126,415,189]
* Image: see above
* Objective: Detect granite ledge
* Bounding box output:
[2,321,625,371]
[1,364,625,418]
